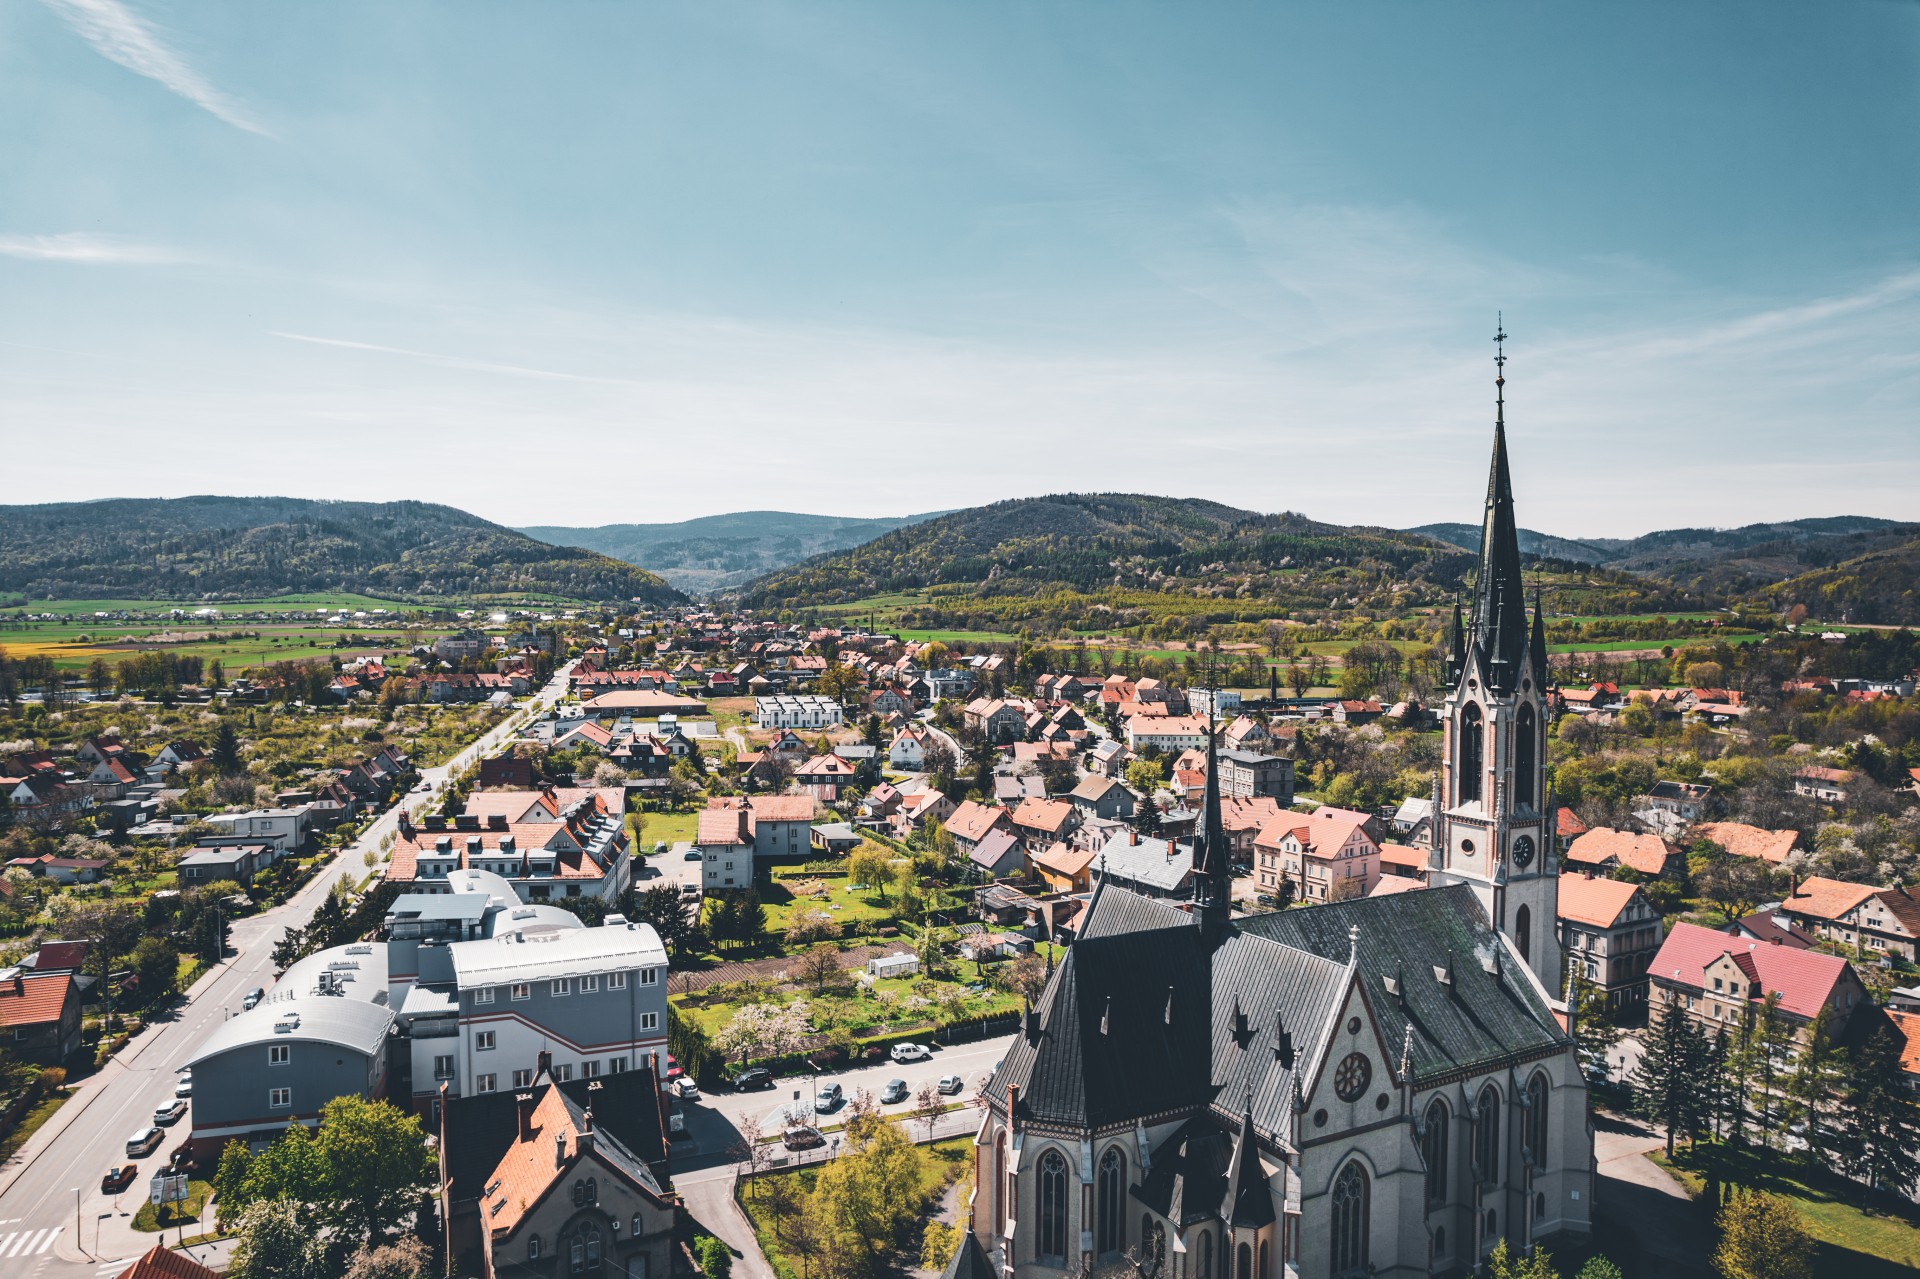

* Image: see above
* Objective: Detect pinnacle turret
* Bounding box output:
[1470,319,1531,693]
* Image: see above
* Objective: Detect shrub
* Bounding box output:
[695,1234,733,1279]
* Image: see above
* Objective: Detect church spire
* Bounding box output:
[1189,688,1231,942]
[1472,316,1530,693]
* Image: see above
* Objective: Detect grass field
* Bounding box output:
[633,810,702,848]
[0,627,411,672]
[1549,633,1766,655]
[1655,1144,1920,1279]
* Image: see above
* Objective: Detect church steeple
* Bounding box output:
[1470,317,1530,694]
[1190,693,1231,943]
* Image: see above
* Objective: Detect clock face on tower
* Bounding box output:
[1511,834,1536,870]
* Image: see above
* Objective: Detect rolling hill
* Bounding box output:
[520,509,944,594]
[1760,533,1920,625]
[732,494,1690,631]
[1408,523,1616,566]
[0,497,684,605]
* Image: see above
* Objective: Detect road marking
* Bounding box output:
[0,1226,58,1256]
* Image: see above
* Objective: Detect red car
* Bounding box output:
[102,1164,137,1194]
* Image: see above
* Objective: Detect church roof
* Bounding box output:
[1223,1105,1276,1228]
[990,889,1214,1130]
[1237,884,1566,1082]
[1130,1115,1231,1227]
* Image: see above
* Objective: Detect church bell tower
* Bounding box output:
[1430,320,1562,996]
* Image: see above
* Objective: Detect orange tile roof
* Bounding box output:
[1377,842,1428,871]
[1887,1009,1920,1076]
[1030,842,1096,879]
[1012,797,1078,834]
[1556,873,1643,929]
[1220,797,1283,833]
[946,800,1008,844]
[0,973,76,1029]
[1694,822,1799,865]
[1369,876,1426,897]
[696,806,750,846]
[1782,875,1882,923]
[1565,828,1674,877]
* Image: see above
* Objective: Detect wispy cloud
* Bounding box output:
[269,332,639,386]
[0,232,187,264]
[40,0,270,137]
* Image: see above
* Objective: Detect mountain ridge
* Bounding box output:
[0,496,684,604]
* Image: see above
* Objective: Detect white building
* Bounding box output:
[753,695,844,730]
[202,807,310,853]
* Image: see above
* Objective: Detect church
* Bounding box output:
[960,341,1595,1279]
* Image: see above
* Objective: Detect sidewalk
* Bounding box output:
[679,1168,776,1279]
[1592,1113,1714,1278]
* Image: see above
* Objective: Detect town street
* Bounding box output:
[0,664,574,1278]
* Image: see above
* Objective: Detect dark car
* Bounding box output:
[782,1126,826,1151]
[731,1067,774,1091]
[243,988,265,1010]
[102,1164,137,1194]
[881,1079,908,1105]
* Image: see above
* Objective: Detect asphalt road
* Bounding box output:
[0,664,573,1278]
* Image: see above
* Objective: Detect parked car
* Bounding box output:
[672,1077,700,1101]
[654,841,668,854]
[731,1068,774,1092]
[937,1074,964,1095]
[126,1128,164,1157]
[683,849,703,861]
[881,1079,908,1105]
[243,988,265,1010]
[174,1074,193,1098]
[102,1164,137,1194]
[814,1083,844,1113]
[153,1100,188,1126]
[782,1126,826,1151]
[890,1042,932,1063]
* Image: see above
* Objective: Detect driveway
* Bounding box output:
[1591,1112,1713,1278]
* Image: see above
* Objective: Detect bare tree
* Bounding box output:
[914,1081,947,1143]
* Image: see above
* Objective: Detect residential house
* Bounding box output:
[1557,873,1665,1012]
[1089,830,1197,899]
[693,805,752,890]
[6,854,109,884]
[1008,797,1082,853]
[1218,796,1283,863]
[1222,715,1271,752]
[1214,749,1294,803]
[946,801,1011,859]
[177,843,272,886]
[110,1244,221,1279]
[1124,715,1211,754]
[386,809,632,903]
[0,972,83,1065]
[744,795,816,861]
[1029,841,1095,894]
[965,698,1030,745]
[889,789,954,840]
[1636,781,1715,823]
[1794,766,1856,804]
[1648,920,1871,1048]
[810,823,862,856]
[968,829,1026,879]
[1390,796,1436,848]
[1251,805,1382,903]
[1067,775,1135,822]
[1376,842,1429,885]
[793,753,855,802]
[1085,738,1129,778]
[1331,698,1384,725]
[887,728,929,770]
[1563,828,1678,879]
[1777,876,1920,961]
[1693,822,1800,866]
[1725,911,1817,950]
[202,807,310,854]
[993,775,1047,805]
[155,740,206,770]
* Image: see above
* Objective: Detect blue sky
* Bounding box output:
[3,2,1916,535]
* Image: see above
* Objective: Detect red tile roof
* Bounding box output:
[1781,875,1881,923]
[696,806,750,846]
[1650,921,1854,1021]
[747,795,816,824]
[0,973,77,1028]
[1010,798,1078,835]
[946,800,1008,844]
[115,1243,222,1279]
[1887,1009,1920,1077]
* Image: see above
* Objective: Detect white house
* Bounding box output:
[753,695,844,730]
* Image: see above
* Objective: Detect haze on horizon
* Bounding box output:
[3,2,1916,538]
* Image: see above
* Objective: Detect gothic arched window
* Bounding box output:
[1515,703,1537,808]
[568,1223,603,1274]
[1038,1149,1068,1263]
[995,1131,1009,1237]
[1515,904,1532,962]
[1236,1241,1252,1279]
[1258,1239,1269,1279]
[1196,1231,1212,1279]
[1097,1147,1125,1257]
[1475,1085,1501,1185]
[1459,704,1484,803]
[1330,1161,1369,1275]
[1422,1099,1450,1206]
[1524,1073,1550,1167]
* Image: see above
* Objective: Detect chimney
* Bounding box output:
[554,1129,568,1166]
[578,1107,595,1158]
[537,1049,553,1080]
[516,1091,537,1140]
[397,810,414,841]
[1130,829,1139,846]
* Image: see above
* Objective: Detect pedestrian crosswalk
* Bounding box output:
[0,1224,63,1257]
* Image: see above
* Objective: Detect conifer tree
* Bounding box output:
[1632,996,1706,1157]
[1839,1026,1920,1199]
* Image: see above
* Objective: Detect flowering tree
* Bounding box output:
[714,1002,811,1066]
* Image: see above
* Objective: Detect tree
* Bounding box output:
[229,1199,328,1279]
[1839,1026,1920,1198]
[1003,952,1047,1003]
[1575,1259,1624,1279]
[1485,1239,1559,1279]
[695,1235,735,1279]
[794,943,844,994]
[341,1237,431,1279]
[1566,964,1617,1081]
[129,935,178,1006]
[848,847,893,901]
[714,1003,810,1066]
[310,1095,435,1246]
[212,1140,256,1230]
[211,721,244,775]
[1134,795,1162,836]
[1632,996,1707,1156]
[1712,1191,1812,1279]
[913,1080,947,1143]
[630,883,699,957]
[1783,1006,1843,1163]
[809,1108,935,1278]
[1124,758,1164,796]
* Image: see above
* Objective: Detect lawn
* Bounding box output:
[0,1090,70,1162]
[133,1179,213,1232]
[633,810,702,849]
[758,870,905,934]
[1655,1143,1920,1279]
[1549,633,1766,655]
